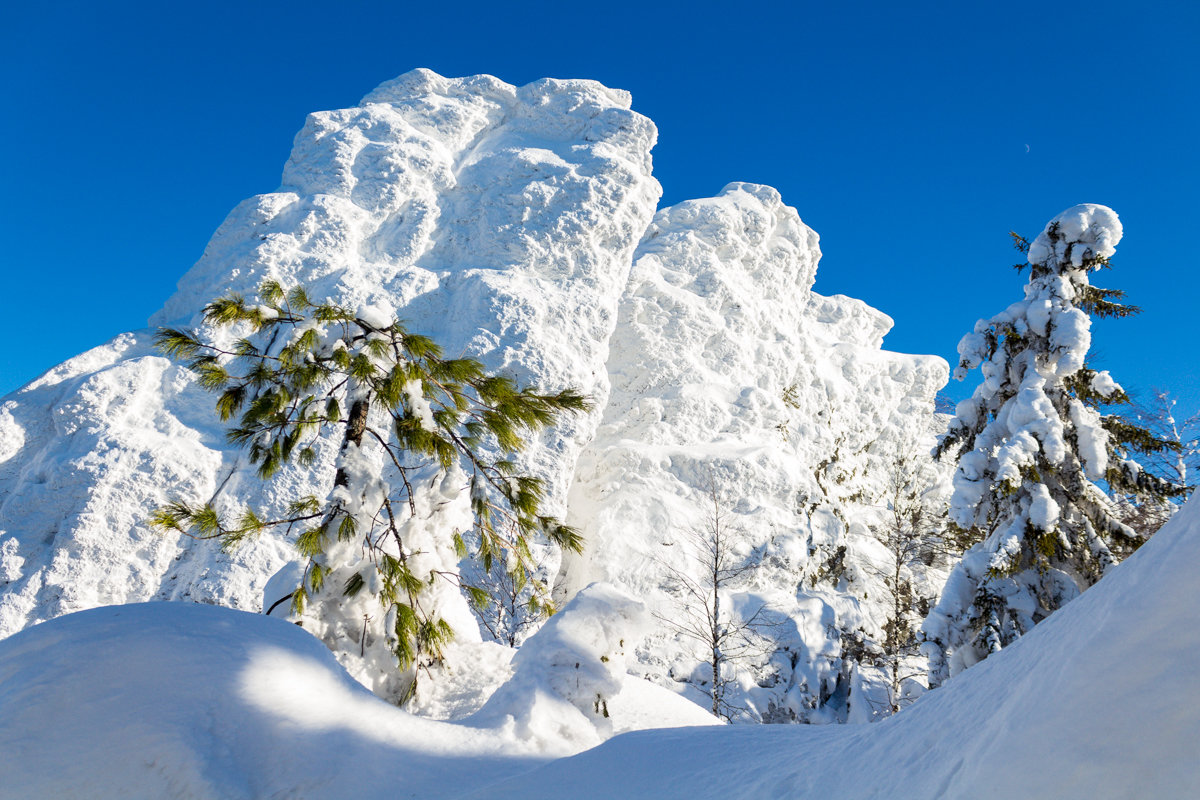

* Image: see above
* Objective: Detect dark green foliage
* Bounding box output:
[151,281,589,690]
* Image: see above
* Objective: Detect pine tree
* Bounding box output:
[923,205,1185,686]
[151,281,588,702]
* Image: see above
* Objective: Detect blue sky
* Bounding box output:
[2,0,1197,413]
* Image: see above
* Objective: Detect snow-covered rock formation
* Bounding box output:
[564,183,949,721]
[0,69,660,640]
[0,70,947,722]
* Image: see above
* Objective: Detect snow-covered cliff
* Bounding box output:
[0,70,659,638]
[0,70,947,721]
[564,183,949,720]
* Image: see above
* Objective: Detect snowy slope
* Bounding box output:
[0,69,660,639]
[479,494,1200,799]
[0,600,712,800]
[3,495,1197,799]
[560,183,949,720]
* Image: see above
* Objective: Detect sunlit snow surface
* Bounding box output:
[3,498,1198,799]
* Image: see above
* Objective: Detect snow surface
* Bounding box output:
[476,494,1200,797]
[4,497,1198,799]
[0,599,711,800]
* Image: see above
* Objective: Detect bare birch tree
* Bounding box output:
[655,482,773,720]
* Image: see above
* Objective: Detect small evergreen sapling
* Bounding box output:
[923,205,1185,686]
[152,281,588,702]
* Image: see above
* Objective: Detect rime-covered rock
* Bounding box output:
[0,69,660,640]
[559,183,949,721]
[0,72,949,723]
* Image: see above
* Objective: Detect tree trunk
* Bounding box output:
[334,397,370,488]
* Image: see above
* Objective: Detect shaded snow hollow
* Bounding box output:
[3,497,1198,798]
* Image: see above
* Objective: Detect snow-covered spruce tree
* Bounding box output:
[152,281,587,702]
[923,204,1185,686]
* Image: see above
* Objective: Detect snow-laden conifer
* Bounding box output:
[923,204,1185,686]
[151,281,588,702]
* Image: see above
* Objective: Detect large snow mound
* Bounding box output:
[481,495,1200,799]
[0,602,526,799]
[0,598,714,799]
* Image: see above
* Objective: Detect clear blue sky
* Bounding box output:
[2,1,1197,413]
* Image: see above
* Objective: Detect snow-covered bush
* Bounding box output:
[469,583,651,752]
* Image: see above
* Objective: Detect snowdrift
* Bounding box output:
[0,595,714,800]
[3,498,1198,798]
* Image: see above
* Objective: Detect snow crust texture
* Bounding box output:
[0,70,946,722]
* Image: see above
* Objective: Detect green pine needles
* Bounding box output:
[151,280,589,700]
